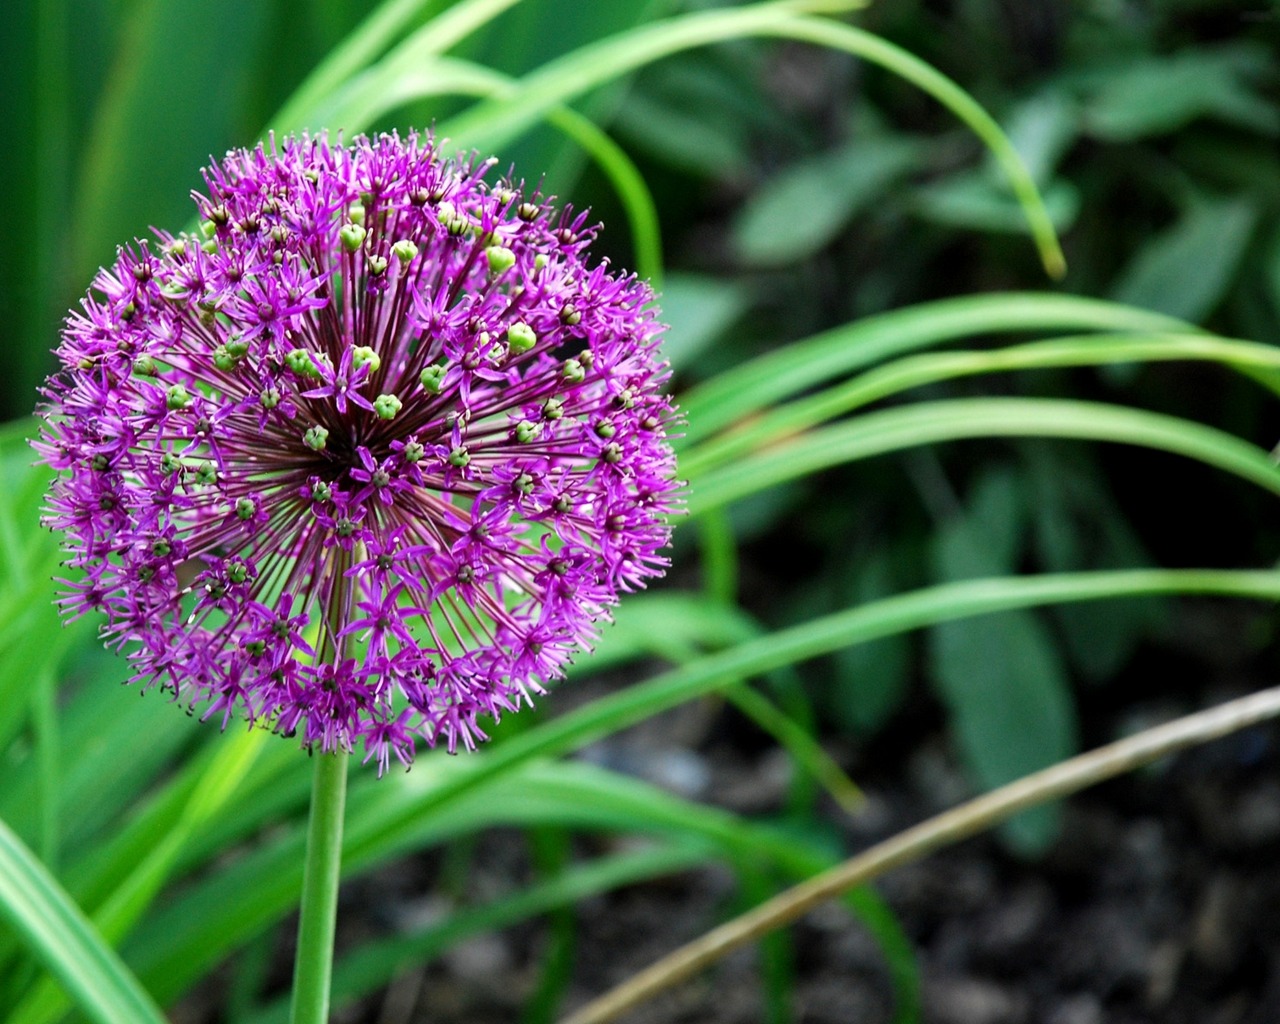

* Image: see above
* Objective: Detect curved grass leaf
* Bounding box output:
[0,818,166,1024]
[268,0,523,133]
[295,54,665,286]
[681,332,1280,477]
[679,294,1192,445]
[687,398,1280,517]
[9,729,266,1024]
[430,3,1061,275]
[121,568,1280,1003]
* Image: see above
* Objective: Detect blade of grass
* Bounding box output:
[9,727,266,1024]
[679,294,1193,446]
[681,332,1280,478]
[432,3,1061,274]
[267,0,523,133]
[0,817,166,1024]
[687,397,1280,517]
[123,568,1280,1003]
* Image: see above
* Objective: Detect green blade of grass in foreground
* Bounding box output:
[123,569,1280,1002]
[0,818,166,1024]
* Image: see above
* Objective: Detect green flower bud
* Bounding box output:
[201,238,219,255]
[507,322,537,354]
[199,220,218,240]
[351,345,380,372]
[151,539,171,557]
[260,388,281,409]
[304,425,329,451]
[339,223,367,252]
[166,384,192,410]
[485,245,516,275]
[447,446,471,468]
[367,254,388,276]
[562,358,586,384]
[160,452,180,474]
[373,393,402,420]
[311,481,332,502]
[391,239,418,264]
[213,346,237,371]
[594,420,616,439]
[542,397,564,421]
[601,442,623,465]
[225,336,249,358]
[514,420,539,443]
[194,460,218,485]
[534,253,548,270]
[347,201,366,226]
[133,355,158,377]
[285,348,321,377]
[401,441,424,463]
[559,303,581,326]
[420,364,447,394]
[235,497,256,521]
[227,560,250,585]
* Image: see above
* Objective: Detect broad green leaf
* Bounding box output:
[1026,447,1164,682]
[658,275,751,375]
[825,545,915,737]
[1111,197,1258,323]
[999,89,1080,185]
[928,470,1075,854]
[912,171,1079,235]
[1084,47,1280,141]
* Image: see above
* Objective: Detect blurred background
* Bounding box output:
[3,1,1280,1021]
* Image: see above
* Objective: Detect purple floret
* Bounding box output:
[36,131,680,773]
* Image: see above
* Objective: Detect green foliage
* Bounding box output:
[1,1,1279,1022]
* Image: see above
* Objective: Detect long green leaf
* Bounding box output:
[681,332,1280,477]
[687,397,1280,516]
[268,0,523,133]
[10,729,266,1024]
[679,294,1192,445]
[123,568,1280,1001]
[0,818,166,1024]
[431,3,1062,275]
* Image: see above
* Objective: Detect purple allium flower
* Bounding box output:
[36,132,679,772]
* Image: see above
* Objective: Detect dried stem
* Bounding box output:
[561,684,1280,1024]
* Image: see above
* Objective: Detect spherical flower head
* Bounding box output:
[36,131,680,774]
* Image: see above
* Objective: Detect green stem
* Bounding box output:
[288,751,349,1024]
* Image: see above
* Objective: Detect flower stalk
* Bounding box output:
[289,749,349,1024]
